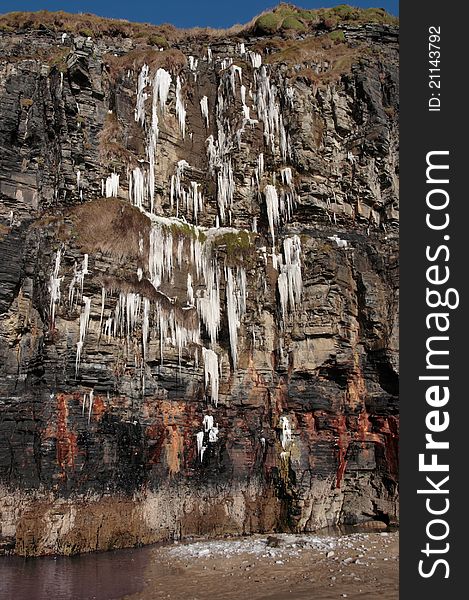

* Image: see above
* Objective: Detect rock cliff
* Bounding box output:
[0,6,399,555]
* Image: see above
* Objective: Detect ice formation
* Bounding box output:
[135,64,149,125]
[200,95,209,127]
[105,173,119,198]
[129,167,146,210]
[249,51,262,69]
[175,76,186,138]
[76,296,91,374]
[225,266,247,370]
[202,347,220,406]
[277,236,303,318]
[328,235,348,248]
[279,416,292,450]
[154,68,172,111]
[196,415,219,462]
[68,254,89,308]
[264,184,280,245]
[48,248,63,326]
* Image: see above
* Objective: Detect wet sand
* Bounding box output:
[125,531,399,600]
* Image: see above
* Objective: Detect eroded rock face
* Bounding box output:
[0,20,398,556]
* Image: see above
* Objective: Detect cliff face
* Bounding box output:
[0,14,399,556]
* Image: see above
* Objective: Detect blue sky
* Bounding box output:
[0,1,398,29]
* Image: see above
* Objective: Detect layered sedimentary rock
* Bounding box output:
[0,10,399,555]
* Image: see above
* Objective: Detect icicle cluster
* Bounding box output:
[170,161,204,222]
[129,167,146,210]
[277,235,303,318]
[225,265,247,371]
[135,64,150,125]
[104,173,119,198]
[196,415,219,462]
[254,66,290,160]
[68,254,89,308]
[202,347,220,406]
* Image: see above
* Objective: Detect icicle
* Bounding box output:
[207,47,213,63]
[200,96,209,127]
[229,65,242,96]
[154,68,172,111]
[225,266,246,370]
[277,235,302,318]
[279,416,292,450]
[99,287,106,333]
[129,167,145,210]
[135,64,150,125]
[105,173,119,198]
[256,153,264,187]
[76,296,91,374]
[187,273,194,306]
[147,68,171,213]
[76,170,81,190]
[248,51,262,69]
[88,389,94,423]
[264,184,280,244]
[280,167,292,186]
[196,260,221,345]
[202,347,219,406]
[196,431,205,461]
[68,253,89,308]
[142,297,150,361]
[175,76,186,138]
[239,42,246,55]
[48,248,63,326]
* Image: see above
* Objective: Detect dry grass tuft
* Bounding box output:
[71,198,151,261]
[104,48,187,81]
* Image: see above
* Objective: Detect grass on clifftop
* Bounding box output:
[0,4,397,40]
[253,4,397,35]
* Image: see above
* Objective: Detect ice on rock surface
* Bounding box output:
[264,184,280,245]
[202,347,220,406]
[105,173,119,198]
[200,95,209,127]
[328,234,348,248]
[277,236,303,318]
[225,266,247,370]
[154,68,172,111]
[135,64,150,126]
[175,76,186,138]
[76,296,91,374]
[197,415,219,462]
[280,416,292,450]
[68,254,89,308]
[48,248,63,326]
[249,51,262,69]
[129,167,146,210]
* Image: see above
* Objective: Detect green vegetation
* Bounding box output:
[255,13,282,35]
[253,3,397,37]
[147,34,169,48]
[168,221,206,243]
[329,30,346,42]
[282,16,306,31]
[211,230,257,265]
